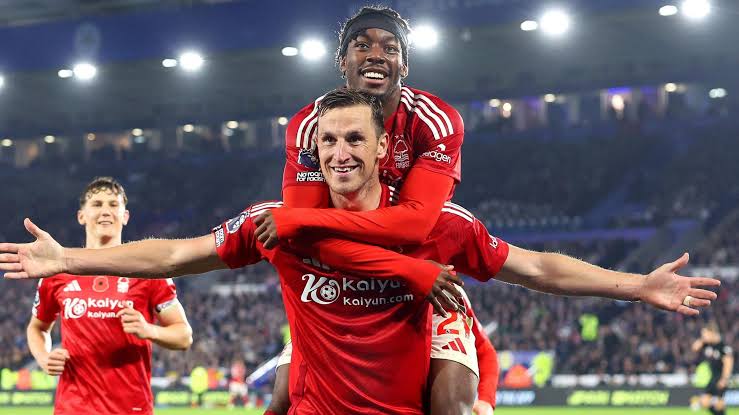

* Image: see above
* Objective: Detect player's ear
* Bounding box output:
[339,56,347,77]
[400,61,408,79]
[77,209,86,226]
[122,209,130,226]
[377,132,389,159]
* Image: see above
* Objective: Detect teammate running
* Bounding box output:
[2,90,721,414]
[25,177,192,415]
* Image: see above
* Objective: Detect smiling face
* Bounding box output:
[316,105,388,198]
[340,28,408,101]
[77,188,129,246]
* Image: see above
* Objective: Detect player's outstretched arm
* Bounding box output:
[450,216,720,316]
[1,218,226,279]
[498,248,720,316]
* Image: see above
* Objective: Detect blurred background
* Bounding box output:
[0,0,736,411]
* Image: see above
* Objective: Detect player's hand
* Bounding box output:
[117,308,157,340]
[427,261,464,317]
[40,348,70,376]
[0,218,65,279]
[717,378,728,389]
[254,211,280,250]
[473,399,494,415]
[638,253,720,316]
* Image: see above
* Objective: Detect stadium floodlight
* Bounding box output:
[410,24,439,49]
[611,95,625,112]
[162,58,178,68]
[44,135,55,143]
[226,121,239,129]
[0,75,4,89]
[58,69,74,78]
[665,83,678,92]
[709,88,727,98]
[682,0,710,19]
[73,63,97,81]
[183,124,195,133]
[544,94,557,103]
[282,47,299,57]
[520,20,539,31]
[540,10,571,36]
[278,117,289,126]
[300,39,327,61]
[132,128,143,137]
[659,5,679,16]
[86,133,96,141]
[502,102,513,112]
[179,51,204,72]
[489,99,501,108]
[1,139,12,147]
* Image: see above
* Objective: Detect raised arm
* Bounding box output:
[276,168,453,246]
[1,218,225,279]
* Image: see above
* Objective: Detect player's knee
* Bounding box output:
[700,395,712,408]
[429,360,477,415]
[715,399,726,410]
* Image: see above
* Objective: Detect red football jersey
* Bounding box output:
[212,192,508,414]
[284,86,464,192]
[32,274,177,415]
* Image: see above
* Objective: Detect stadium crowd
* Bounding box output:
[1,120,738,386]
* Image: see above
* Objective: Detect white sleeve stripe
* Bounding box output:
[296,111,316,148]
[415,100,448,137]
[307,121,319,149]
[444,202,475,219]
[400,88,415,103]
[441,207,474,223]
[400,97,441,140]
[415,93,455,134]
[400,89,449,138]
[301,116,319,149]
[401,89,448,136]
[251,201,284,210]
[250,204,284,216]
[403,87,455,135]
[296,97,322,148]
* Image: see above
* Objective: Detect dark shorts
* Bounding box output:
[705,379,727,397]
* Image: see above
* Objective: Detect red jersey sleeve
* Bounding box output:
[293,236,442,297]
[32,277,60,323]
[212,203,275,268]
[403,88,464,183]
[272,168,453,245]
[470,305,499,407]
[148,278,178,314]
[448,207,509,281]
